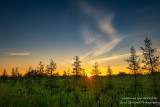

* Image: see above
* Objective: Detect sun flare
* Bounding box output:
[88,74,92,78]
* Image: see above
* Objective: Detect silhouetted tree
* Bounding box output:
[118,72,127,76]
[63,70,67,76]
[44,64,51,89]
[11,67,20,77]
[15,66,19,77]
[37,61,44,85]
[72,56,82,87]
[125,46,140,92]
[2,69,7,82]
[54,72,60,76]
[81,69,86,76]
[106,65,113,90]
[67,68,70,88]
[107,65,112,76]
[48,59,56,83]
[38,61,44,75]
[28,66,32,73]
[67,68,70,76]
[25,69,38,77]
[141,37,159,73]
[44,59,56,89]
[24,68,35,91]
[46,65,50,76]
[141,37,159,95]
[91,62,101,76]
[25,66,33,77]
[12,68,16,77]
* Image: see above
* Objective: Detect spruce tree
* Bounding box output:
[141,37,159,95]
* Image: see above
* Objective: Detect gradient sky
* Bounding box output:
[0,0,160,75]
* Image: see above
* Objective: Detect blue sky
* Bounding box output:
[0,0,160,75]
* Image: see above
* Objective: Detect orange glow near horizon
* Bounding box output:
[0,56,152,76]
[0,65,151,76]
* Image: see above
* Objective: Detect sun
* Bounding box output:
[88,74,92,78]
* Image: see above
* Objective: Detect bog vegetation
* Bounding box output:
[0,37,160,107]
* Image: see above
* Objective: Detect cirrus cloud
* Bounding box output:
[7,52,31,56]
[80,2,122,59]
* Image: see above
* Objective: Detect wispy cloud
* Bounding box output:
[93,37,122,56]
[89,49,160,65]
[80,51,92,60]
[7,52,31,56]
[80,2,122,58]
[98,15,116,38]
[90,52,142,65]
[82,27,98,45]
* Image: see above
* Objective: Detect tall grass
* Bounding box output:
[0,74,159,107]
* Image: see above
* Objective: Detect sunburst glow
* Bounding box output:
[88,74,92,78]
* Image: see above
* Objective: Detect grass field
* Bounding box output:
[0,73,159,107]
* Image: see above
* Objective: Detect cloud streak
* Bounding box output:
[7,52,31,56]
[93,37,122,56]
[82,27,98,45]
[89,49,160,65]
[98,15,116,38]
[90,52,142,65]
[80,2,122,58]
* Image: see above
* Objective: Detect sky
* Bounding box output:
[0,0,160,75]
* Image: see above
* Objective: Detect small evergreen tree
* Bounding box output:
[46,65,50,76]
[2,69,7,82]
[15,66,19,77]
[107,65,112,76]
[38,61,44,75]
[12,67,20,77]
[37,61,44,85]
[81,69,86,76]
[63,70,67,76]
[67,68,70,76]
[72,56,81,87]
[106,65,113,90]
[12,68,16,77]
[28,66,32,73]
[49,59,56,83]
[141,37,159,95]
[91,62,101,76]
[125,46,140,92]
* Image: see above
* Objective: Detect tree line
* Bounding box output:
[0,37,159,94]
